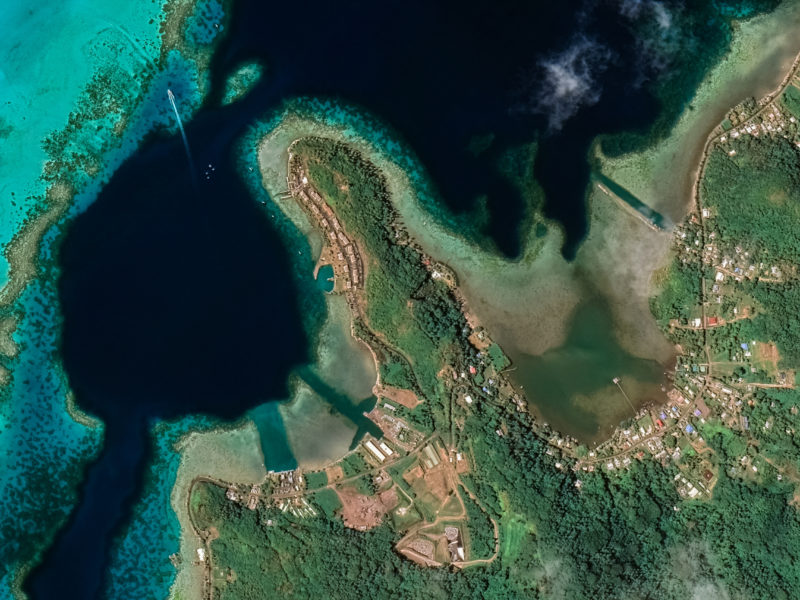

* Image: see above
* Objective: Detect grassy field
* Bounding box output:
[390,494,423,531]
[439,493,464,518]
[305,470,328,490]
[313,488,342,518]
[500,513,535,562]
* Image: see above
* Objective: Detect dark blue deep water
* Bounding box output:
[27,0,783,597]
[26,105,310,598]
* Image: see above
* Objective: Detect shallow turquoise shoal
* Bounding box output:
[0,0,217,594]
[0,0,167,285]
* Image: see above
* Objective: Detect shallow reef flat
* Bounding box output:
[255,108,573,352]
[313,294,377,403]
[222,61,264,106]
[254,105,674,439]
[0,0,230,596]
[577,185,674,364]
[596,0,800,223]
[278,381,363,470]
[246,119,380,463]
[169,421,267,600]
[0,0,165,285]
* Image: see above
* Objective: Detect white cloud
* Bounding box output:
[532,36,612,131]
[651,2,673,29]
[618,0,673,28]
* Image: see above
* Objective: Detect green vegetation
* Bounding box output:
[701,136,800,263]
[197,381,800,598]
[296,137,480,428]
[391,504,423,532]
[340,452,369,478]
[195,481,518,599]
[460,489,495,560]
[486,343,510,372]
[379,358,415,390]
[351,474,376,496]
[313,489,342,518]
[735,286,800,368]
[499,512,534,563]
[599,0,782,156]
[743,386,800,469]
[651,261,702,323]
[699,135,800,367]
[641,114,800,599]
[781,85,800,119]
[437,494,461,519]
[304,471,328,490]
[198,125,800,598]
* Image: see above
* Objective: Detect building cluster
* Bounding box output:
[367,404,425,451]
[676,219,789,290]
[363,438,395,463]
[717,95,799,149]
[674,472,710,499]
[287,157,364,292]
[273,470,305,496]
[225,483,262,510]
[276,496,317,518]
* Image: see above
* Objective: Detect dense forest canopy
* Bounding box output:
[194,134,800,599]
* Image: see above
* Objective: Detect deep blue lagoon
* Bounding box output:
[18,0,787,597]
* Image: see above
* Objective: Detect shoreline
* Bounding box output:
[168,15,800,591]
[0,0,231,596]
[169,420,268,600]
[690,45,800,216]
[6,3,799,595]
[0,0,222,312]
[257,131,380,467]
[237,10,800,439]
[597,0,800,222]
[241,102,672,444]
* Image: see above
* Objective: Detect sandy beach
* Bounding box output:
[169,423,267,600]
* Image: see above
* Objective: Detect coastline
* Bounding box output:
[5,2,800,595]
[589,0,800,363]
[169,422,267,600]
[258,131,380,467]
[241,14,800,437]
[169,20,800,576]
[689,35,800,215]
[597,0,800,222]
[0,0,231,595]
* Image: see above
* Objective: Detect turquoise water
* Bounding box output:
[249,403,297,472]
[316,264,335,292]
[0,0,165,285]
[222,60,264,105]
[238,122,380,455]
[0,0,222,594]
[40,50,206,600]
[104,415,212,598]
[0,277,104,594]
[2,0,785,595]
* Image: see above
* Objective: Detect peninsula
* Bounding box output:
[181,48,800,599]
